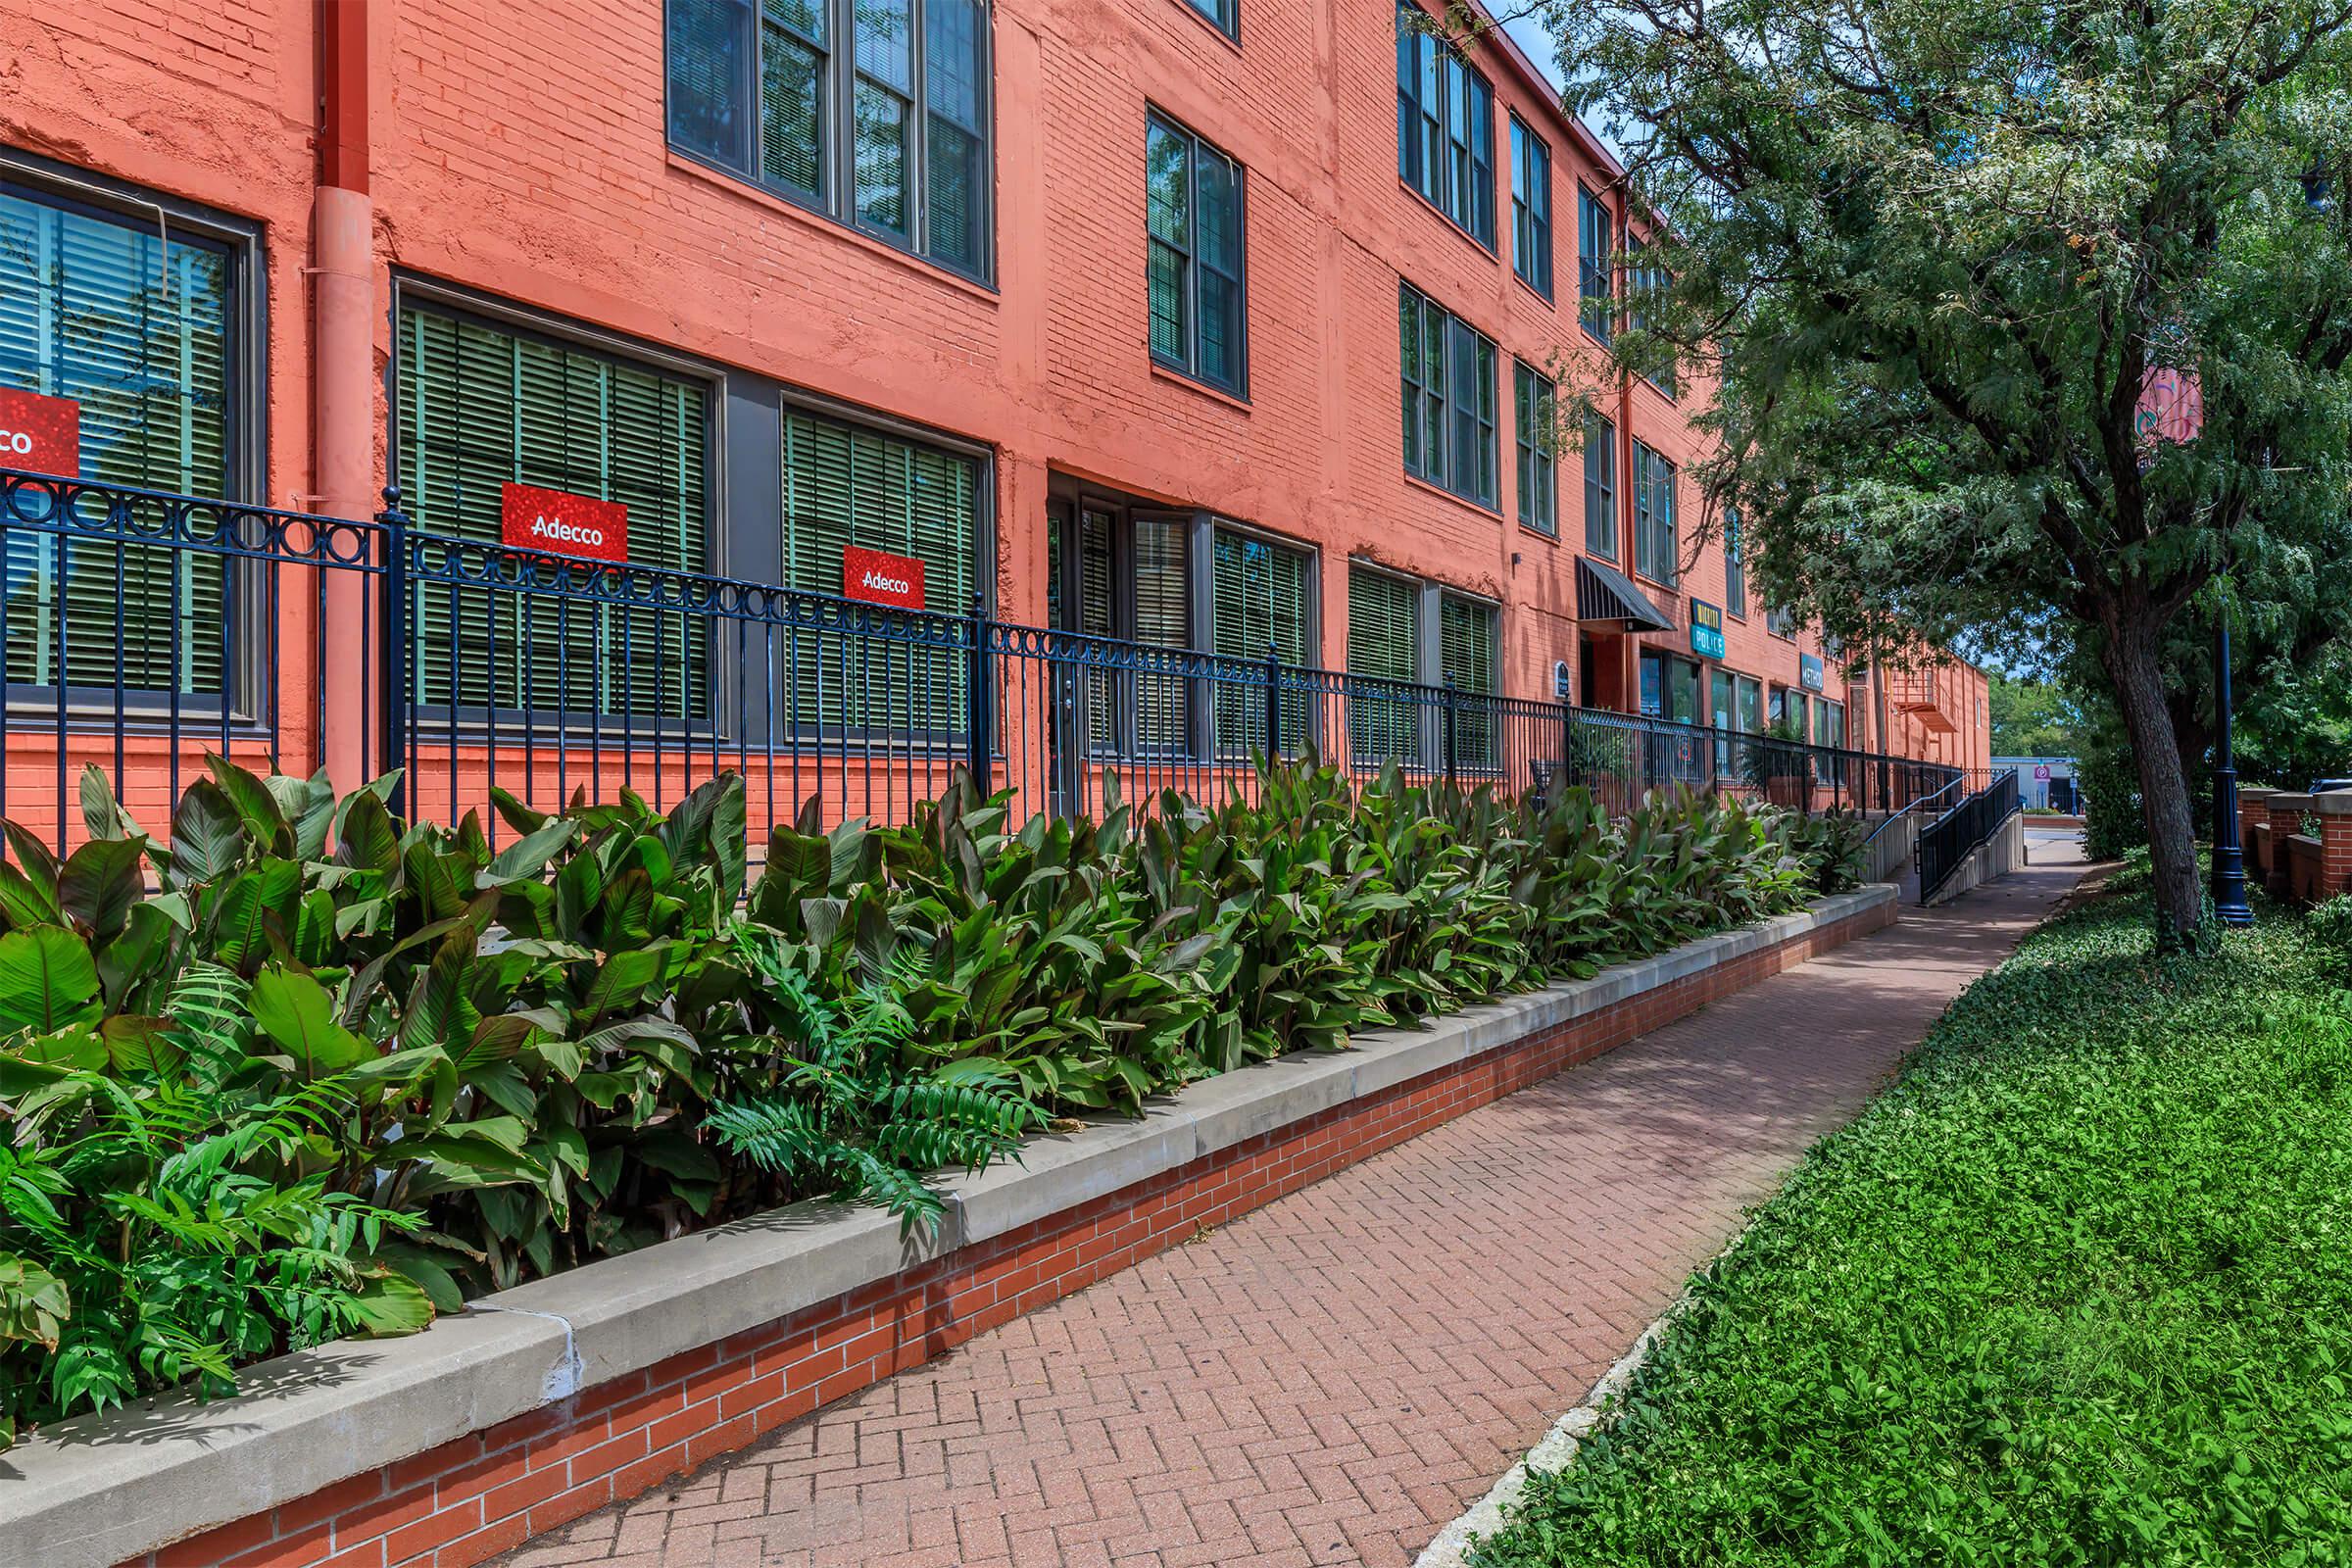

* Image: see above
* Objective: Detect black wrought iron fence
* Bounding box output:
[1917,769,2022,903]
[0,468,1965,856]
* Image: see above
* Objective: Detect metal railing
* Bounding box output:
[0,468,1965,852]
[1917,769,2022,904]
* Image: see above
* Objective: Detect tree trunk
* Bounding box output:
[2102,608,2204,949]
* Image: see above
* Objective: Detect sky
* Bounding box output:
[1495,12,1633,167]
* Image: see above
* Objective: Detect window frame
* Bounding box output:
[1631,438,1677,587]
[0,159,270,725]
[1627,231,1678,398]
[386,276,729,738]
[1724,507,1747,619]
[1177,0,1239,39]
[1582,410,1617,560]
[1396,4,1496,251]
[1398,280,1498,510]
[662,0,998,286]
[1513,359,1556,538]
[1508,113,1552,298]
[1576,183,1613,345]
[1145,108,1250,400]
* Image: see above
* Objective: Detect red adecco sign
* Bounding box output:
[501,482,628,564]
[843,545,925,610]
[0,388,82,475]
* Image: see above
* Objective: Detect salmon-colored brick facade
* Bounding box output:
[0,0,1985,818]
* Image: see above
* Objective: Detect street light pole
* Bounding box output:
[2211,602,2253,925]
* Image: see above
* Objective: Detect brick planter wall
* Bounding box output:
[18,895,1894,1568]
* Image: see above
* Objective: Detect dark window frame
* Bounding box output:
[1396,4,1496,251]
[1582,408,1617,559]
[1177,0,1239,39]
[1145,108,1250,399]
[1627,232,1678,398]
[1632,437,1677,587]
[1724,506,1747,619]
[1513,359,1556,537]
[1576,183,1613,344]
[0,161,270,725]
[1508,113,1552,298]
[662,0,997,286]
[1398,280,1497,510]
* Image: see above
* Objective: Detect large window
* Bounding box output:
[1147,113,1247,398]
[1509,115,1551,297]
[781,404,982,734]
[1396,5,1495,248]
[1724,507,1747,618]
[1639,648,1699,723]
[1628,235,1677,396]
[1632,439,1676,585]
[665,0,991,279]
[1049,506,1189,757]
[1577,186,1613,343]
[1582,411,1617,558]
[1440,592,1498,769]
[1,185,235,699]
[1399,282,1496,508]
[1210,526,1311,757]
[1347,564,1421,764]
[396,301,710,721]
[1180,0,1237,36]
[1513,362,1555,537]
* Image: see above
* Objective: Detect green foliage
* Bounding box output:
[1472,883,2352,1567]
[1987,674,2082,760]
[1,756,1856,1446]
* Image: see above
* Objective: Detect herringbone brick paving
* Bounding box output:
[500,839,2087,1568]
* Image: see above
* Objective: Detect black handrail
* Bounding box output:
[1918,769,2023,904]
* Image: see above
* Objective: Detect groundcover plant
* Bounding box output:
[0,755,1855,1447]
[1473,860,2352,1568]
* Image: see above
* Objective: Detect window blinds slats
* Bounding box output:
[1346,567,1419,765]
[1210,528,1307,758]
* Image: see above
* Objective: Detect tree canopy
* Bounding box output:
[1528,0,2352,943]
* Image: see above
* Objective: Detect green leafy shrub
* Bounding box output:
[1471,882,2352,1568]
[0,755,1851,1446]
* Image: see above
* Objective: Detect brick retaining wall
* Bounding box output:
[86,896,1893,1568]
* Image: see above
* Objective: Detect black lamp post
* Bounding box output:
[2211,598,2253,925]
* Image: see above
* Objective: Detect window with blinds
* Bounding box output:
[1583,410,1617,558]
[1147,113,1247,397]
[1724,507,1747,617]
[781,405,981,739]
[1347,566,1420,765]
[1578,186,1613,343]
[0,188,232,698]
[1399,282,1495,508]
[665,0,990,279]
[1632,439,1677,585]
[1054,508,1188,759]
[1439,594,1497,770]
[1210,527,1309,758]
[1396,6,1495,249]
[1514,362,1555,537]
[397,302,710,724]
[1509,115,1550,297]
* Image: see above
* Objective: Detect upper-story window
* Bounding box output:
[1513,361,1555,536]
[1396,6,1495,249]
[1147,112,1248,398]
[1399,281,1497,509]
[1632,438,1677,585]
[1582,409,1616,558]
[1628,234,1677,396]
[1724,507,1747,618]
[1180,0,1237,37]
[665,0,992,281]
[1509,115,1551,297]
[1577,185,1612,343]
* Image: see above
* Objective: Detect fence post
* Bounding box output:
[376,486,410,818]
[1444,677,1460,787]
[964,592,994,793]
[1262,643,1282,766]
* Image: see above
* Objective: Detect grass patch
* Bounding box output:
[1474,880,2352,1567]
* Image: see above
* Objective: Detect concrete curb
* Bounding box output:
[0,885,1894,1568]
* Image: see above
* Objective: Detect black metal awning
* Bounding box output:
[1575,556,1674,632]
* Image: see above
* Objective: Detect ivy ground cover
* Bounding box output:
[1474,866,2352,1568]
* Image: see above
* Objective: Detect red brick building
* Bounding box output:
[0,0,1985,829]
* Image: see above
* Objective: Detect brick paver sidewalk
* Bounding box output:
[503,842,2088,1568]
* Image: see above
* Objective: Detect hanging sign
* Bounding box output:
[1798,653,1826,692]
[1689,600,1726,661]
[0,388,82,476]
[843,545,925,610]
[501,482,628,564]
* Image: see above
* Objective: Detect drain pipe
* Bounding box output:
[313,0,373,790]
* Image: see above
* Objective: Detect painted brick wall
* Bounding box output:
[120,897,1893,1568]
